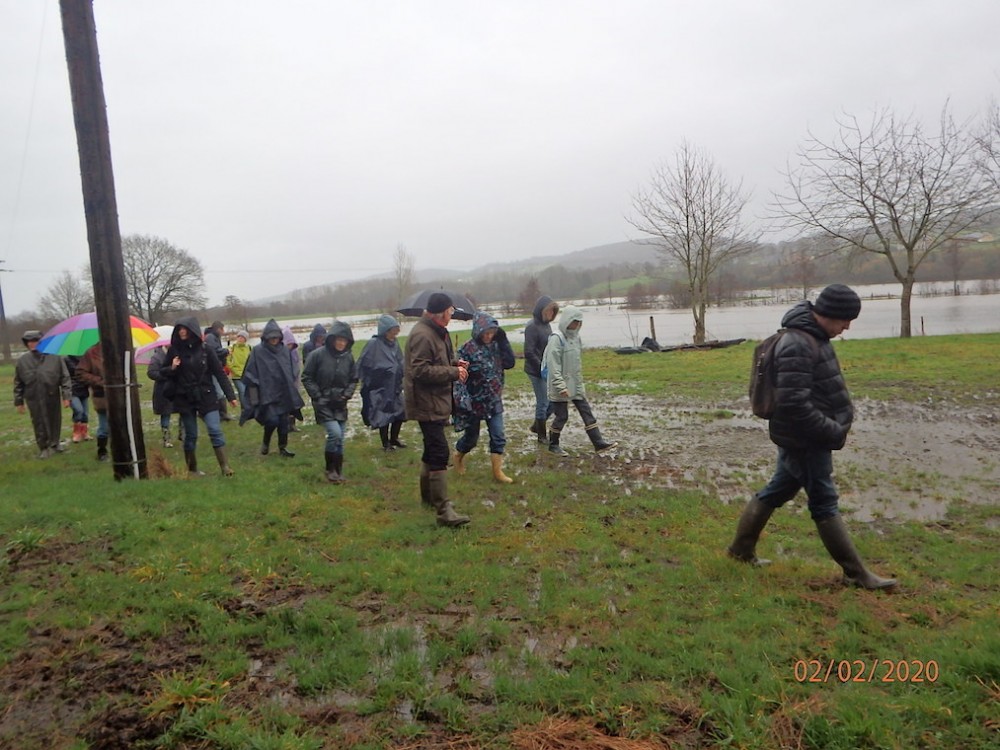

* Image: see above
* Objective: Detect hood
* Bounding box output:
[558,305,584,338]
[781,300,829,341]
[532,295,558,323]
[325,319,355,352]
[261,319,283,343]
[281,326,297,348]
[171,316,202,348]
[472,310,499,341]
[309,323,328,343]
[377,314,400,338]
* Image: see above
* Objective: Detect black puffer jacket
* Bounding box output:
[769,301,853,451]
[159,316,235,417]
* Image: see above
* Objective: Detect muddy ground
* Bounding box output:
[505,390,1000,524]
[2,393,997,748]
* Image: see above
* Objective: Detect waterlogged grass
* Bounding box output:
[0,332,998,749]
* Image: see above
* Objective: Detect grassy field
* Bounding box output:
[0,333,998,749]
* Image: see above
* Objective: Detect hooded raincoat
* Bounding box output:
[241,319,306,427]
[453,311,515,431]
[357,314,406,429]
[302,320,358,423]
[523,295,558,378]
[158,316,235,416]
[543,304,585,402]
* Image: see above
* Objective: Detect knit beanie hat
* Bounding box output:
[426,292,453,314]
[813,284,861,321]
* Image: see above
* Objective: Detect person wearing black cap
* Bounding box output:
[13,330,72,458]
[727,284,896,590]
[404,291,472,527]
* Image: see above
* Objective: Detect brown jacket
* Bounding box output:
[403,316,460,422]
[76,344,108,411]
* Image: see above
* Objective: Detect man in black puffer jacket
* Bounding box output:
[727,284,896,590]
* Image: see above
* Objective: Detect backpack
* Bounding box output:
[748,328,818,419]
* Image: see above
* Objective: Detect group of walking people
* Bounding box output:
[12,282,894,589]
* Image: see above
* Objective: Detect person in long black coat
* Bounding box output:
[240,319,305,458]
[357,314,407,450]
[158,316,237,476]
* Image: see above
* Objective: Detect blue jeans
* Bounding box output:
[95,410,109,440]
[321,419,346,455]
[160,413,172,430]
[233,378,248,409]
[71,395,89,424]
[456,411,506,455]
[528,373,549,421]
[756,447,840,520]
[180,410,226,452]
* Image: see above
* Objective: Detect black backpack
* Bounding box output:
[748,329,818,418]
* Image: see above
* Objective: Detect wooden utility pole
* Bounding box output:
[60,0,147,479]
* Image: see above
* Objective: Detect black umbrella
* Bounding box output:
[397,289,476,320]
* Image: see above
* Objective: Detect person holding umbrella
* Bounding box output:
[158,317,238,477]
[13,330,71,459]
[403,292,472,527]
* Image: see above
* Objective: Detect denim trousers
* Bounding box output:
[756,446,840,520]
[180,409,226,452]
[321,419,346,455]
[70,395,89,424]
[95,410,109,440]
[456,411,507,455]
[527,373,549,421]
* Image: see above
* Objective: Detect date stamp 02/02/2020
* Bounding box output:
[793,659,939,684]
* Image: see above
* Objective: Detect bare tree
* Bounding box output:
[628,141,757,343]
[120,234,207,325]
[976,99,1000,191]
[783,239,820,300]
[392,243,415,309]
[774,104,996,337]
[38,269,93,320]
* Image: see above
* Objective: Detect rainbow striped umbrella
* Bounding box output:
[38,311,159,356]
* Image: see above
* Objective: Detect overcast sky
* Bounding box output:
[2,0,998,317]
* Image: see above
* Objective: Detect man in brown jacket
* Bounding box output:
[404,292,471,527]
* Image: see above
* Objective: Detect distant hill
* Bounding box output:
[251,242,658,304]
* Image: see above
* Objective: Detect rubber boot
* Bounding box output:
[727,499,776,565]
[586,424,618,453]
[491,453,513,484]
[389,422,406,448]
[427,471,470,527]
[379,426,393,451]
[535,419,548,444]
[218,399,233,421]
[419,463,433,506]
[453,450,467,475]
[214,446,234,476]
[72,423,83,443]
[278,437,295,458]
[814,515,896,590]
[261,426,274,455]
[185,450,205,477]
[81,423,91,441]
[332,453,345,482]
[96,435,109,462]
[323,451,340,484]
[548,429,568,457]
[162,428,174,449]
